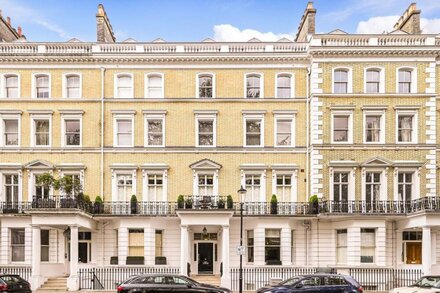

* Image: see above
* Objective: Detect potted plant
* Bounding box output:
[227,195,233,209]
[94,196,103,214]
[177,195,185,209]
[309,194,319,214]
[184,198,193,209]
[130,194,138,214]
[35,172,56,208]
[83,195,92,212]
[218,198,225,209]
[56,175,82,208]
[270,194,278,215]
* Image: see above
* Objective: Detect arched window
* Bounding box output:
[398,68,414,94]
[333,69,349,94]
[115,74,133,98]
[3,74,19,98]
[64,74,81,98]
[197,74,214,98]
[146,73,164,98]
[276,73,293,98]
[365,69,381,93]
[245,74,263,98]
[34,74,50,98]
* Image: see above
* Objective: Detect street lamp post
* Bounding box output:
[237,186,247,293]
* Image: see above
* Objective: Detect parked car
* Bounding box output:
[389,276,440,293]
[0,275,31,293]
[257,274,363,293]
[117,274,231,293]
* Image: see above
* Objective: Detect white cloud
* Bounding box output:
[213,24,294,42]
[356,15,440,34]
[0,0,72,40]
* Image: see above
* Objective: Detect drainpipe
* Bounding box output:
[306,66,311,200]
[303,220,311,266]
[100,67,105,199]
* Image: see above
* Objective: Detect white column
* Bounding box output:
[422,226,432,275]
[67,225,79,291]
[180,225,189,276]
[30,225,43,290]
[221,225,230,288]
[0,226,9,264]
[144,228,155,266]
[254,227,265,266]
[281,228,291,266]
[118,227,128,265]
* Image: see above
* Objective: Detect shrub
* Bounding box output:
[177,195,185,208]
[226,195,233,209]
[130,194,137,203]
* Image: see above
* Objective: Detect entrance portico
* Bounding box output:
[28,211,97,291]
[177,210,233,288]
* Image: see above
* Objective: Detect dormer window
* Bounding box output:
[245,74,263,98]
[34,74,50,98]
[115,74,133,98]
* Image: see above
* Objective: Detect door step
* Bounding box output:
[191,274,221,287]
[36,277,68,292]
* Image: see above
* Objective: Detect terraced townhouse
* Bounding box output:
[0,2,438,291]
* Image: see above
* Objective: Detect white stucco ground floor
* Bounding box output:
[0,210,438,291]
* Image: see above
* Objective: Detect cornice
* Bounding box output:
[310,48,440,57]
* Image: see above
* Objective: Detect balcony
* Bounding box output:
[2,196,440,217]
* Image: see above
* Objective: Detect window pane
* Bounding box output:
[4,119,18,145]
[65,120,80,146]
[36,76,49,98]
[148,76,162,87]
[5,76,18,98]
[277,75,291,98]
[118,120,132,133]
[118,76,131,86]
[246,76,260,98]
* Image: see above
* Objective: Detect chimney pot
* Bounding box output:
[17,26,22,36]
[6,16,10,25]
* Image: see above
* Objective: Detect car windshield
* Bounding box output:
[413,277,440,288]
[280,277,301,286]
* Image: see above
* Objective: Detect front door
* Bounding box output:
[78,242,88,263]
[198,243,213,274]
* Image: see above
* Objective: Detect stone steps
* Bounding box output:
[36,277,68,292]
[191,274,221,287]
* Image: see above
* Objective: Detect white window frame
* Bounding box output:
[364,67,385,94]
[114,73,134,99]
[58,170,83,197]
[144,114,165,147]
[113,115,134,147]
[192,170,219,197]
[329,168,355,202]
[360,228,376,264]
[0,114,21,147]
[2,73,20,98]
[332,67,352,94]
[61,115,82,147]
[243,114,265,147]
[31,115,52,147]
[10,228,25,263]
[111,167,137,202]
[396,67,417,94]
[32,171,54,199]
[1,172,22,203]
[275,72,295,98]
[395,110,418,144]
[195,114,217,147]
[394,168,420,201]
[271,169,298,202]
[244,73,264,99]
[142,168,168,202]
[62,73,82,99]
[240,169,266,202]
[361,168,387,202]
[196,72,215,99]
[32,73,51,99]
[145,72,164,99]
[331,111,353,144]
[363,110,385,144]
[336,229,347,265]
[274,114,295,147]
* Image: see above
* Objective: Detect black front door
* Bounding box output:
[198,243,213,274]
[78,242,88,263]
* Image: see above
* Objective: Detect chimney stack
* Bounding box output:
[17,26,22,37]
[295,2,316,42]
[6,17,10,26]
[96,4,116,43]
[393,3,421,34]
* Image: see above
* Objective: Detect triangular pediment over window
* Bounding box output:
[189,159,222,170]
[25,160,54,169]
[361,157,393,167]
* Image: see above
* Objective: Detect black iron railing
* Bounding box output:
[3,197,440,216]
[230,267,333,291]
[78,266,180,290]
[349,268,422,291]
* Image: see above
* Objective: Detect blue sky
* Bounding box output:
[1,0,440,42]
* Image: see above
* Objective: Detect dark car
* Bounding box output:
[117,274,231,293]
[257,274,363,293]
[0,275,31,293]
